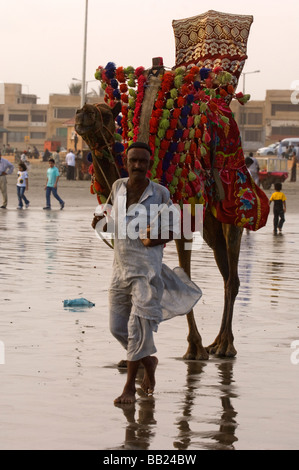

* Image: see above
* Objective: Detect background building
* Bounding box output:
[0,83,103,154]
[1,82,299,156]
[0,83,48,153]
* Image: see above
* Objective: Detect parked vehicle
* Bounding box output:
[257,157,289,189]
[256,143,279,156]
[278,138,299,157]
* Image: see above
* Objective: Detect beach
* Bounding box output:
[1,161,299,450]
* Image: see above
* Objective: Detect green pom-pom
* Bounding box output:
[114,133,122,142]
[170,88,178,99]
[174,75,183,89]
[158,128,166,139]
[159,119,170,130]
[218,71,233,85]
[129,89,136,98]
[162,109,170,119]
[166,99,174,110]
[128,98,135,108]
[189,129,195,139]
[171,176,179,187]
[168,185,176,195]
[175,67,186,75]
[194,115,201,127]
[128,78,135,88]
[200,145,207,156]
[221,115,230,124]
[128,109,134,120]
[188,171,197,182]
[175,168,182,177]
[128,130,134,138]
[124,66,135,75]
[200,103,207,113]
[184,141,191,151]
[180,153,186,163]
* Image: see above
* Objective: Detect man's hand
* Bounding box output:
[91,213,106,230]
[140,225,173,247]
[140,226,152,247]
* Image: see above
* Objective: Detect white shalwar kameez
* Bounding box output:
[108,178,202,361]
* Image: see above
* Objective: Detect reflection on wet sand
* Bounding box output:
[111,368,157,450]
[174,360,238,450]
[114,359,238,451]
[2,208,299,449]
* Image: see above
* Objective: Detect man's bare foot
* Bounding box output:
[141,356,158,395]
[114,388,136,404]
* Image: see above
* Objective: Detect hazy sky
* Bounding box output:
[1,0,299,104]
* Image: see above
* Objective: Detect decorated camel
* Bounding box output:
[75,10,269,359]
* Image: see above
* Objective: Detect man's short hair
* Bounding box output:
[127,141,152,156]
[48,158,55,163]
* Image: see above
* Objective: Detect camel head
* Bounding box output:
[75,101,122,199]
[75,102,121,152]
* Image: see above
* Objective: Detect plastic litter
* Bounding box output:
[63,298,95,308]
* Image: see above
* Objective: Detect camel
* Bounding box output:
[74,11,269,359]
[76,98,249,360]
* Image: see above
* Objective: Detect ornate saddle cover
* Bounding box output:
[93,10,269,231]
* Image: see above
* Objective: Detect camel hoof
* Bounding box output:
[206,342,237,358]
[183,347,209,361]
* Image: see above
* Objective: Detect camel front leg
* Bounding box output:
[207,224,242,357]
[175,237,209,360]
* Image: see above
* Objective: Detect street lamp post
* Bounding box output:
[81,0,88,107]
[241,70,261,148]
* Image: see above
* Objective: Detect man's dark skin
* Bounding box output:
[92,146,174,403]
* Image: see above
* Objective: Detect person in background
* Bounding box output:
[290,151,297,182]
[245,152,260,185]
[269,182,287,235]
[0,151,14,209]
[43,158,65,210]
[65,149,76,180]
[16,162,30,209]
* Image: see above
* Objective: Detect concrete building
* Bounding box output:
[0,83,48,153]
[0,83,103,154]
[1,82,299,156]
[231,99,265,153]
[264,90,299,145]
[231,89,299,153]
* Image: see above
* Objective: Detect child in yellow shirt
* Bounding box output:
[269,183,287,235]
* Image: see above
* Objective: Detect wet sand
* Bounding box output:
[1,163,299,450]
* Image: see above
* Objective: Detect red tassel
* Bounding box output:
[172,108,181,119]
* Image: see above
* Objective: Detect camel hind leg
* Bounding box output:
[204,215,242,357]
[175,237,209,360]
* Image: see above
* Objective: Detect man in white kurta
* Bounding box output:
[93,142,202,404]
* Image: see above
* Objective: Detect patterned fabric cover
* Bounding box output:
[172,10,254,86]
